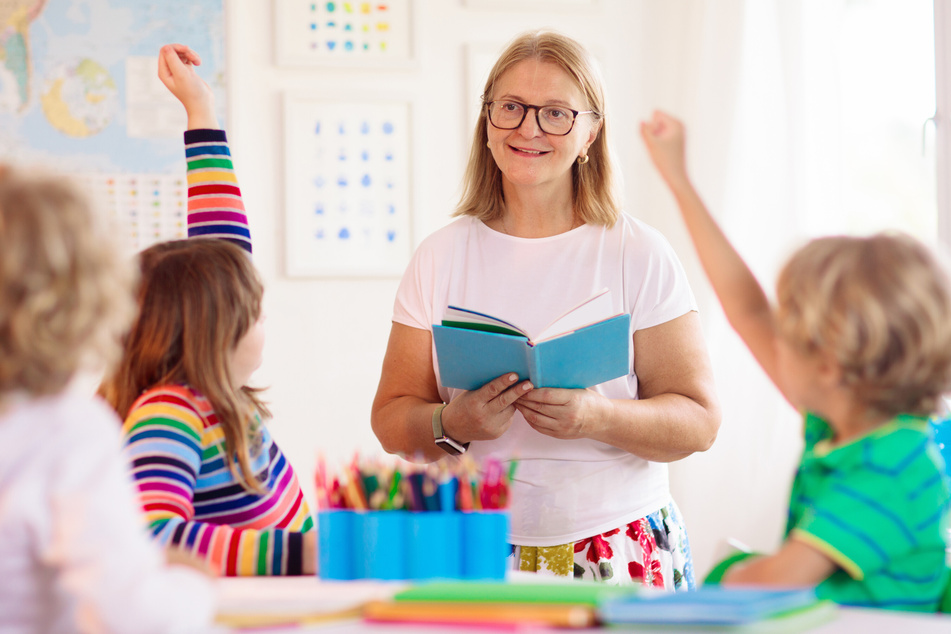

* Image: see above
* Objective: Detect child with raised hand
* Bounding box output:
[0,167,216,632]
[99,43,316,576]
[640,110,951,611]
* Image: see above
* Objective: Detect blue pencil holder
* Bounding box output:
[317,510,509,581]
[317,509,355,580]
[461,510,509,579]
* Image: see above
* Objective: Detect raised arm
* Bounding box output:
[158,43,251,253]
[640,111,786,399]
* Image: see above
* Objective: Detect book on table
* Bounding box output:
[432,288,631,390]
[597,587,835,630]
[362,580,640,629]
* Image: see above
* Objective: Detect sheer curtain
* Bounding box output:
[638,0,849,577]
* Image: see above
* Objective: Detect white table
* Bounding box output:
[215,576,951,633]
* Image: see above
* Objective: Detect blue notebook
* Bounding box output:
[598,587,820,626]
[433,290,631,390]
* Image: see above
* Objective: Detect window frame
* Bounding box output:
[936,0,951,248]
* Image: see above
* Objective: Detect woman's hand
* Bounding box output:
[442,373,534,442]
[514,387,610,440]
[157,43,218,129]
[639,110,690,190]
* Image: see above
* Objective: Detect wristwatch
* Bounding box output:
[432,404,469,456]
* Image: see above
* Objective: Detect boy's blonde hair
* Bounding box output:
[101,239,269,493]
[776,233,951,418]
[0,166,135,399]
[455,30,621,226]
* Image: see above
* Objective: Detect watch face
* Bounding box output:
[435,436,467,456]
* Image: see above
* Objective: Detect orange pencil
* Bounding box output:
[363,600,596,628]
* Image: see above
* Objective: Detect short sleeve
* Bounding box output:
[790,475,909,580]
[622,218,698,331]
[393,237,438,331]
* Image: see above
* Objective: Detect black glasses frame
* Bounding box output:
[484,100,597,136]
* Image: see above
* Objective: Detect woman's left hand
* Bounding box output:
[514,387,610,440]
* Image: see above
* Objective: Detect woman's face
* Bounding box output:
[229,311,266,388]
[486,59,600,192]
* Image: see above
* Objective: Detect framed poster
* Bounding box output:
[464,0,595,8]
[283,95,413,277]
[275,0,415,67]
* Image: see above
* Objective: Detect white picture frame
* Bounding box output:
[274,0,415,67]
[464,0,595,8]
[283,95,413,277]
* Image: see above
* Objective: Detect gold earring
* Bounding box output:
[486,141,491,148]
[577,154,589,165]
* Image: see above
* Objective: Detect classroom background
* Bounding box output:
[39,0,947,579]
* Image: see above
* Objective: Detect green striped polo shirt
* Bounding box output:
[787,412,950,611]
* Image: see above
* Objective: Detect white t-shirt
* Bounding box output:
[0,393,216,634]
[394,214,698,545]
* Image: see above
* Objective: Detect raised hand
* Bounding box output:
[639,110,690,190]
[157,43,218,129]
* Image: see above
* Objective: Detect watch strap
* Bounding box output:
[432,404,470,455]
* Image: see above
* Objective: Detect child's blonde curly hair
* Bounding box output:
[776,232,951,419]
[0,166,137,399]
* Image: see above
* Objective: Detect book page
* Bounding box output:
[443,306,528,337]
[535,288,617,342]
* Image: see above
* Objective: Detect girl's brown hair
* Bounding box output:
[776,233,951,418]
[455,30,621,226]
[102,238,269,492]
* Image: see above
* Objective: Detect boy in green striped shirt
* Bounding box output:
[641,111,951,611]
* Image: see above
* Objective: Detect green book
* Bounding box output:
[395,580,638,606]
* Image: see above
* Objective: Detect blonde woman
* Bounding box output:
[372,31,721,588]
[0,167,215,632]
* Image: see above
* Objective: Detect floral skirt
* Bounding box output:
[509,500,695,590]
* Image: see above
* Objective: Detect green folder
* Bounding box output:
[394,580,638,606]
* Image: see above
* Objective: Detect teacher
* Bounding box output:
[371,30,720,588]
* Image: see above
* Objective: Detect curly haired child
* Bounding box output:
[641,110,951,611]
[0,167,215,632]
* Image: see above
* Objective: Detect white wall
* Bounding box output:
[226,0,797,578]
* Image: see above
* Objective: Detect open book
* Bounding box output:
[432,288,630,390]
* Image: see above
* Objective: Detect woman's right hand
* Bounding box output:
[441,373,534,442]
[157,43,218,129]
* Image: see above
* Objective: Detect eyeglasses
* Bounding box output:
[485,100,598,136]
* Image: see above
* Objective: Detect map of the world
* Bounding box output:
[0,0,225,251]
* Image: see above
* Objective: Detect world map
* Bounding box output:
[0,0,225,251]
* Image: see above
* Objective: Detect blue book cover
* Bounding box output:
[598,587,820,626]
[433,313,631,390]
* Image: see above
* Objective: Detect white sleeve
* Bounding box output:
[393,235,441,331]
[44,401,217,634]
[625,221,698,331]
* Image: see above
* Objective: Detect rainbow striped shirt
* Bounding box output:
[185,128,252,252]
[122,385,314,576]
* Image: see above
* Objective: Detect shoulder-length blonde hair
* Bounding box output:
[776,232,951,418]
[0,166,135,399]
[102,238,269,492]
[456,30,621,226]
